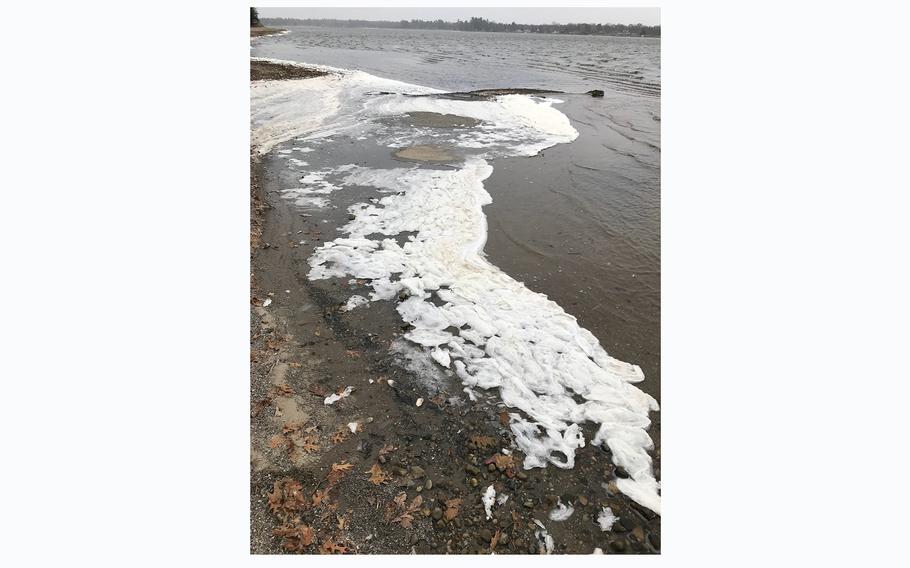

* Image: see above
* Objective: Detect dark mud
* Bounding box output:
[251,60,328,82]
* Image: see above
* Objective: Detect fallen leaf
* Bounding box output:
[299,435,320,453]
[366,463,391,485]
[289,362,303,369]
[332,461,354,472]
[330,429,349,444]
[378,444,397,456]
[268,435,285,449]
[492,453,516,471]
[498,410,510,426]
[490,528,502,550]
[444,498,463,521]
[274,523,314,551]
[470,435,497,449]
[345,350,361,358]
[320,538,348,554]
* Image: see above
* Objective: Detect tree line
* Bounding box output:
[260,16,660,37]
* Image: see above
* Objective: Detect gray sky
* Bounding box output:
[258,7,660,26]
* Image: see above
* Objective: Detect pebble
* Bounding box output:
[499,533,509,545]
[432,508,443,521]
[609,539,627,552]
[425,479,433,490]
[516,472,528,481]
[411,466,426,479]
[487,463,497,472]
[465,465,481,475]
[470,477,479,487]
[479,529,492,543]
[523,500,534,508]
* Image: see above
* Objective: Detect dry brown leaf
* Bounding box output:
[490,528,502,550]
[330,429,349,444]
[345,350,361,358]
[312,489,326,507]
[332,461,354,472]
[274,523,314,551]
[444,497,463,521]
[337,514,347,530]
[268,435,285,449]
[390,494,423,528]
[366,463,391,485]
[378,444,397,456]
[282,421,304,434]
[498,410,510,426]
[275,382,294,396]
[288,362,303,369]
[299,435,320,453]
[493,453,516,471]
[320,538,348,554]
[470,435,497,449]
[267,478,310,521]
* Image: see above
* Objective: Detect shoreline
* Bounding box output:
[250,59,660,554]
[250,26,286,38]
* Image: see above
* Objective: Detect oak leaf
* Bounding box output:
[366,463,391,485]
[444,498,463,521]
[470,435,497,449]
[320,538,348,554]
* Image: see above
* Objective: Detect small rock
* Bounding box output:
[578,495,589,506]
[479,529,492,543]
[516,471,528,481]
[609,539,626,552]
[432,508,443,521]
[425,479,433,490]
[487,463,497,473]
[465,465,481,475]
[470,477,479,488]
[614,467,630,479]
[499,533,509,545]
[411,466,426,479]
[523,500,534,509]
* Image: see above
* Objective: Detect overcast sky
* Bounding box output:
[258,7,660,26]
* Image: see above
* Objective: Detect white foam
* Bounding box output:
[549,499,575,521]
[597,506,618,531]
[324,386,353,405]
[482,485,496,520]
[308,159,661,514]
[342,295,369,311]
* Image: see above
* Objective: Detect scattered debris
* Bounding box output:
[262,298,272,307]
[482,484,496,520]
[549,498,575,521]
[597,506,619,531]
[324,386,353,405]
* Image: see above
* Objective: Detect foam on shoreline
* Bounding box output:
[251,58,661,514]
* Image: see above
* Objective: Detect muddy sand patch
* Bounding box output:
[392,145,459,163]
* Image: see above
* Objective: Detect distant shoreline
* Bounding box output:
[262,19,660,38]
[250,26,285,38]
